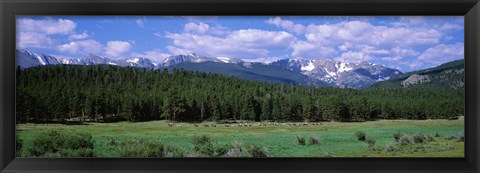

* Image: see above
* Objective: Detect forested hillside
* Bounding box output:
[16,65,464,124]
[372,59,464,89]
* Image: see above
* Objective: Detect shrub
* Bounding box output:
[215,143,233,157]
[434,132,440,137]
[445,135,456,140]
[365,136,376,150]
[308,135,320,145]
[455,131,464,142]
[426,135,434,142]
[63,133,94,150]
[355,131,366,141]
[245,144,268,157]
[105,136,117,146]
[28,130,95,157]
[192,135,215,157]
[223,141,244,157]
[399,135,413,146]
[323,151,333,157]
[28,130,62,156]
[393,131,404,142]
[165,146,185,157]
[295,135,306,145]
[144,141,166,157]
[413,133,426,143]
[385,143,394,153]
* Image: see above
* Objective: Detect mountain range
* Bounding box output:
[16,49,409,89]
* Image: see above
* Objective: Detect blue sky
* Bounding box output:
[16,16,464,72]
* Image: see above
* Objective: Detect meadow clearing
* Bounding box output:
[16,117,464,157]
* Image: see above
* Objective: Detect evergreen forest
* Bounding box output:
[16,65,464,124]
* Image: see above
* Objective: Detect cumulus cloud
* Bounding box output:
[166,46,193,56]
[305,21,441,47]
[418,43,464,66]
[131,49,171,63]
[18,18,76,35]
[266,17,305,35]
[69,32,89,40]
[56,39,103,54]
[165,27,296,58]
[17,31,55,49]
[17,18,79,49]
[184,22,210,34]
[104,41,132,58]
[291,41,336,58]
[335,51,374,63]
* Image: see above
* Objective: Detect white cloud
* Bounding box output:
[56,39,103,54]
[266,17,305,35]
[166,46,193,56]
[131,49,171,63]
[291,41,336,58]
[439,23,462,31]
[227,29,296,49]
[305,21,441,47]
[18,18,76,35]
[381,47,419,61]
[418,43,464,66]
[242,56,283,63]
[335,51,373,63]
[17,31,55,49]
[209,25,231,35]
[69,32,89,40]
[104,41,132,58]
[184,22,210,34]
[165,27,296,59]
[136,17,146,28]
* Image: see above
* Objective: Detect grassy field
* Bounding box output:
[16,117,464,157]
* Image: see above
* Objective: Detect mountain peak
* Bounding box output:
[270,58,402,88]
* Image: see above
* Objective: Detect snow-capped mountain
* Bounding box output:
[16,49,403,89]
[162,53,243,67]
[271,58,402,88]
[16,50,62,68]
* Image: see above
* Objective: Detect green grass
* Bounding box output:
[16,117,464,157]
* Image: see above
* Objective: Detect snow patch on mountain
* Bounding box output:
[127,58,140,63]
[337,62,353,72]
[301,62,315,71]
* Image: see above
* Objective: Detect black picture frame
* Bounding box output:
[1,0,479,172]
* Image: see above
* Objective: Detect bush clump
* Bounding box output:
[412,133,426,143]
[365,136,376,150]
[393,131,404,142]
[426,135,434,142]
[399,135,413,146]
[385,143,394,153]
[455,131,464,142]
[245,144,269,157]
[192,135,215,157]
[308,135,320,145]
[355,131,366,141]
[295,135,306,145]
[28,130,95,157]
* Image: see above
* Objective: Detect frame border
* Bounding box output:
[1,0,479,173]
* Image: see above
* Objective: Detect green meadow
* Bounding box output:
[16,117,464,157]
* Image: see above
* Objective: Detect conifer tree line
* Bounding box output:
[16,65,464,124]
